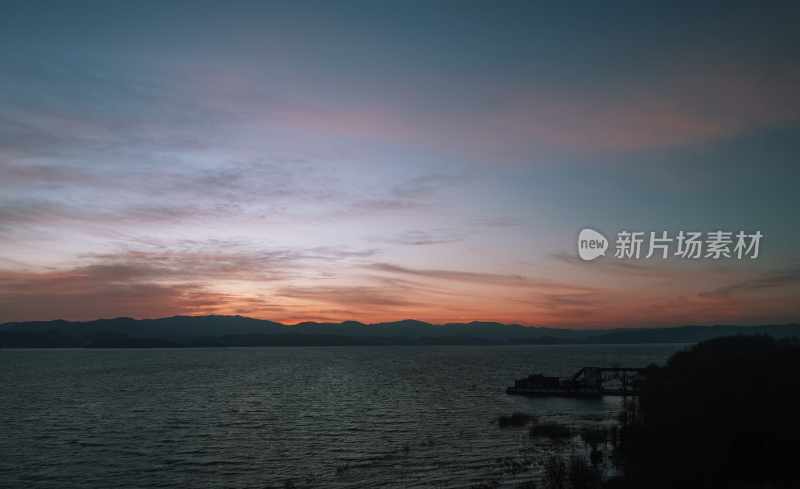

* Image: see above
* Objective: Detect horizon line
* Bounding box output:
[3,314,799,330]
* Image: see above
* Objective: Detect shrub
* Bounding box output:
[542,455,567,489]
[498,412,536,428]
[530,422,572,439]
[618,336,800,488]
[568,455,602,489]
[579,427,607,450]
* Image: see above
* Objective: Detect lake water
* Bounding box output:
[0,344,685,488]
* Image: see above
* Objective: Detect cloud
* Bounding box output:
[511,289,608,324]
[336,198,423,218]
[550,251,676,277]
[82,243,377,282]
[0,267,254,322]
[0,241,382,322]
[326,174,470,220]
[0,156,330,204]
[300,246,378,260]
[2,249,797,326]
[472,59,800,154]
[0,199,236,236]
[367,262,529,286]
[266,59,800,156]
[700,265,800,298]
[0,156,345,238]
[84,248,294,283]
[470,216,523,229]
[0,98,204,163]
[277,285,423,308]
[366,262,594,293]
[0,160,104,188]
[372,229,465,246]
[391,173,467,199]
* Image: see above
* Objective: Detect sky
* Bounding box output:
[1,1,799,327]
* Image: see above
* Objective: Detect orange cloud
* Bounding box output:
[1,253,798,327]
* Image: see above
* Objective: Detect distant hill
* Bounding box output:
[585,324,800,344]
[0,315,798,348]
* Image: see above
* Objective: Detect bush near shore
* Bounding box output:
[615,335,800,489]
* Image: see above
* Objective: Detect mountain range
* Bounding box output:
[1,315,799,348]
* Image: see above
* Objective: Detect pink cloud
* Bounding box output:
[264,61,800,156]
[492,62,800,153]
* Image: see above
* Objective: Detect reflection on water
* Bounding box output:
[0,344,684,488]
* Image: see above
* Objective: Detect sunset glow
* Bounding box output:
[1,2,798,326]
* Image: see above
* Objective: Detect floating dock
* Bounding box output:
[506,367,646,397]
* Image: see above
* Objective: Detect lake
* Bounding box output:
[0,344,686,488]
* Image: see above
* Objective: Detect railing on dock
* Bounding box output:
[506,367,646,397]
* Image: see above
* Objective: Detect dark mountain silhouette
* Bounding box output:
[1,315,798,347]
